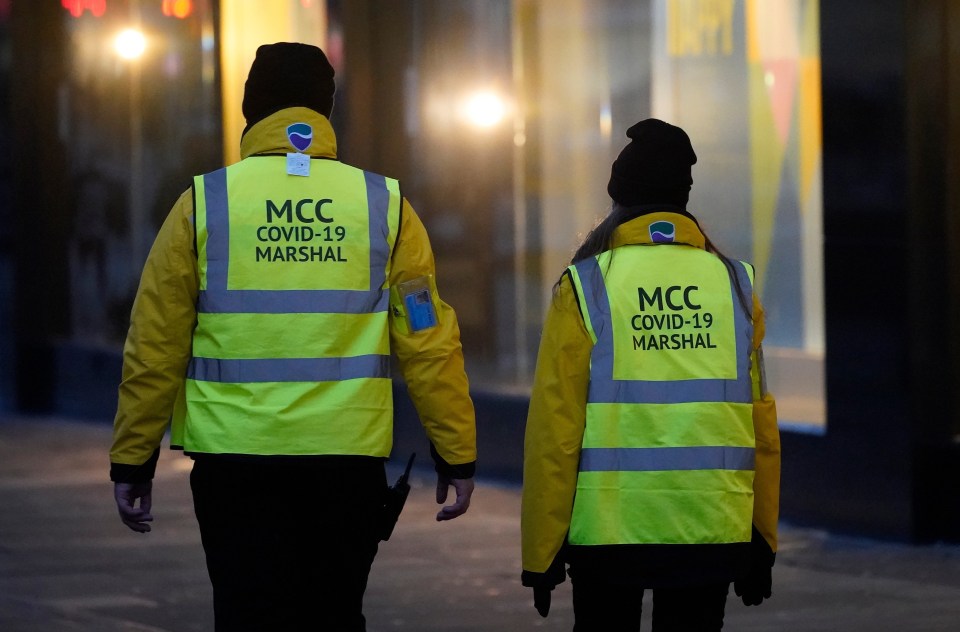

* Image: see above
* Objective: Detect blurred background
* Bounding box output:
[0,0,958,543]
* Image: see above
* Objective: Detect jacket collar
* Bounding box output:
[239,107,338,160]
[610,206,706,250]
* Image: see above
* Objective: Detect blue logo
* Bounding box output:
[286,123,313,152]
[649,221,676,243]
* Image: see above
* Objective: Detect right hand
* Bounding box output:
[435,475,474,521]
[114,481,154,533]
[734,564,772,606]
[734,528,775,605]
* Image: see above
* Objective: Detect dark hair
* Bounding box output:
[570,203,640,265]
[569,203,753,321]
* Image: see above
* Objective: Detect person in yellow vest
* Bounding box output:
[521,119,780,631]
[110,43,477,632]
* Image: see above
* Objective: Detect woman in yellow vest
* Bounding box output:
[521,119,780,631]
[110,44,477,632]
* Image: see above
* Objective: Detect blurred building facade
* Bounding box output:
[1,0,958,541]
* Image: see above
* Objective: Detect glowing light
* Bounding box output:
[62,0,106,18]
[162,0,194,19]
[461,91,507,129]
[115,29,147,60]
[599,103,612,140]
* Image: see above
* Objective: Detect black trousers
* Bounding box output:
[570,566,730,632]
[190,457,386,632]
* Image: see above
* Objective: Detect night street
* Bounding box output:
[2,415,959,631]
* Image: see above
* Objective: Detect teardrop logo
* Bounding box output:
[286,123,313,152]
[649,220,676,243]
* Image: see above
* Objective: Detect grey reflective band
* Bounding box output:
[579,446,755,472]
[197,167,392,315]
[197,287,388,314]
[203,167,230,292]
[188,355,390,383]
[363,170,391,295]
[575,255,753,404]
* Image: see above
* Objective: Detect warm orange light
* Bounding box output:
[162,0,193,19]
[461,90,508,129]
[115,28,147,60]
[62,0,106,18]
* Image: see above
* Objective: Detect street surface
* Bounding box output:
[1,416,959,631]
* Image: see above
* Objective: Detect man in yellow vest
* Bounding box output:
[110,43,477,631]
[521,120,780,630]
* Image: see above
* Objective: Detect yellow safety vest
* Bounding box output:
[566,245,756,546]
[172,156,401,456]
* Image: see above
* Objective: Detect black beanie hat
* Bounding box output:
[241,42,335,133]
[607,119,698,207]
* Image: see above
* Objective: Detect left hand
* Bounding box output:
[521,554,567,618]
[435,475,474,521]
[533,586,552,617]
[114,481,154,533]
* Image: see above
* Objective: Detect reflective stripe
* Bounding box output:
[579,446,755,472]
[574,256,753,404]
[197,168,391,315]
[202,168,230,292]
[363,170,390,294]
[188,355,390,383]
[197,288,388,314]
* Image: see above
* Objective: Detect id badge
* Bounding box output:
[286,152,310,177]
[398,277,437,332]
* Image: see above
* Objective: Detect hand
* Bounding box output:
[435,475,474,521]
[522,553,567,618]
[114,481,154,533]
[734,564,771,605]
[734,528,775,606]
[533,586,552,617]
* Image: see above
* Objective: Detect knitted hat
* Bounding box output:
[241,42,335,133]
[607,119,698,207]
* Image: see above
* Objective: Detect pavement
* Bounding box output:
[1,415,959,631]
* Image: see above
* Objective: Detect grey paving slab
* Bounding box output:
[1,415,959,631]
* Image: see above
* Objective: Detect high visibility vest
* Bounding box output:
[566,245,756,546]
[173,156,401,457]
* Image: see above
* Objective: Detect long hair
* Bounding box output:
[570,203,753,321]
[571,203,641,265]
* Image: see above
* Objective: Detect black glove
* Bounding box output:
[734,526,775,606]
[533,585,551,617]
[521,553,567,618]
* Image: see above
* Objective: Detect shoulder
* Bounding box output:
[551,270,585,318]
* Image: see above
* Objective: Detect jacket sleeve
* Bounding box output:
[388,199,477,478]
[521,272,592,573]
[751,293,781,553]
[110,189,198,483]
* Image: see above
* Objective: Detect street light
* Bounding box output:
[114,23,147,270]
[114,28,147,60]
[461,90,508,129]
